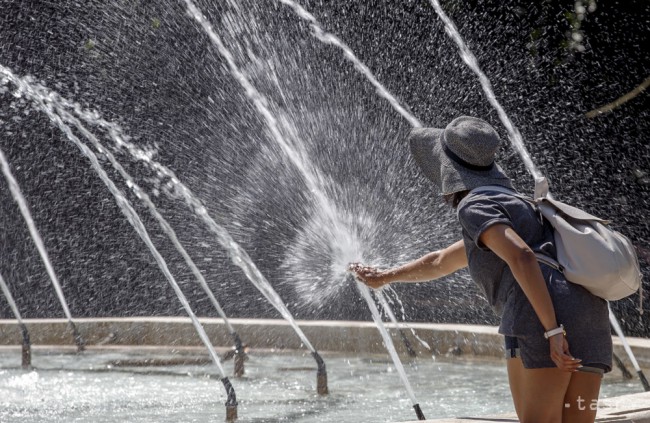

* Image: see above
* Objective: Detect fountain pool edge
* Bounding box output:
[0,317,649,367]
[1,318,649,422]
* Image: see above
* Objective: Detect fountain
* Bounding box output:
[0,272,31,369]
[1,0,649,421]
[0,146,85,352]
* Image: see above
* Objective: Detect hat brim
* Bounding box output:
[441,158,514,195]
[408,127,514,195]
[408,127,444,187]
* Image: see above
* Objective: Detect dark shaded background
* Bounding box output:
[1,0,648,336]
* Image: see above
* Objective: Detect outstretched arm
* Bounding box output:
[349,240,468,289]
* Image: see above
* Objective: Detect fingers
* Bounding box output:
[549,335,582,372]
[348,263,386,289]
[551,353,582,372]
[348,263,377,280]
[348,263,362,273]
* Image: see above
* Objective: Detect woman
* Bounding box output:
[349,116,611,423]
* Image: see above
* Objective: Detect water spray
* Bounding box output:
[181,0,330,395]
[50,98,249,378]
[0,68,239,418]
[0,143,85,353]
[52,114,240,415]
[278,0,422,128]
[354,276,426,421]
[46,60,327,393]
[428,0,543,182]
[376,291,417,357]
[613,353,634,380]
[609,305,650,391]
[0,272,32,369]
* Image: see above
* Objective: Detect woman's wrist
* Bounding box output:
[543,324,565,339]
[378,270,394,286]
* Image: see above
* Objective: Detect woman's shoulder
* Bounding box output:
[457,187,534,229]
[458,187,522,213]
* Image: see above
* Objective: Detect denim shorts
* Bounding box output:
[504,336,608,376]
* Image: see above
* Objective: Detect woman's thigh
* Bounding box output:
[563,371,602,423]
[507,357,572,423]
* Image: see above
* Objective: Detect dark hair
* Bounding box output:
[443,190,470,209]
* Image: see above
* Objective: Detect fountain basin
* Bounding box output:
[0,318,648,422]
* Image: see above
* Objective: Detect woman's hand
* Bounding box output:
[549,334,582,372]
[348,263,390,289]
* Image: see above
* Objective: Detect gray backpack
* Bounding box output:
[466,179,643,302]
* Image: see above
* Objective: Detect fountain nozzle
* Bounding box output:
[311,351,328,395]
[413,403,426,420]
[221,377,238,421]
[639,370,650,392]
[69,321,86,352]
[231,332,246,378]
[20,323,31,369]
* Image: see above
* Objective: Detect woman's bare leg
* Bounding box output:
[562,371,602,423]
[507,357,525,416]
[507,357,572,422]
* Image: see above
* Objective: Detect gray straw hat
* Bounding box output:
[408,116,514,194]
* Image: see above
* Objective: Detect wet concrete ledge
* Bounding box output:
[0,317,506,357]
[0,317,649,367]
[1,318,649,422]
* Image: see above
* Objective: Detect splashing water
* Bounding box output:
[52,94,239,339]
[0,62,319,356]
[182,0,366,304]
[277,0,422,129]
[377,289,431,351]
[182,0,426,412]
[0,65,228,379]
[282,207,371,307]
[0,136,81,344]
[0,273,24,326]
[427,0,543,183]
[356,281,419,406]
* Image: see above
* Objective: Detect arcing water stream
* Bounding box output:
[0,271,31,368]
[182,0,425,417]
[277,0,422,129]
[0,141,85,352]
[427,0,543,183]
[0,65,238,419]
[1,1,646,420]
[51,94,247,374]
[274,0,648,397]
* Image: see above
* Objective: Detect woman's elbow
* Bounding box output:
[508,247,538,271]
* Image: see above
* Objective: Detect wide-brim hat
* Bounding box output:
[408,116,514,195]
